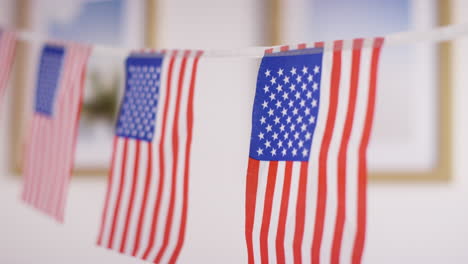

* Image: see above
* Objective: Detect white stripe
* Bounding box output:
[125,140,149,254]
[252,161,269,264]
[146,51,182,261]
[160,52,195,263]
[112,139,137,249]
[340,38,374,264]
[283,161,300,263]
[267,160,286,264]
[303,41,333,263]
[101,138,125,245]
[321,40,353,263]
[134,52,171,258]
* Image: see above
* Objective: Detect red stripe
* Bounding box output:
[352,38,384,264]
[132,143,153,256]
[312,40,343,264]
[298,43,307,50]
[275,161,293,264]
[280,45,289,52]
[259,161,279,264]
[119,141,141,253]
[265,48,274,54]
[154,50,190,263]
[97,137,119,245]
[142,52,178,259]
[108,138,129,248]
[169,51,203,263]
[246,158,260,264]
[293,162,308,264]
[331,39,363,263]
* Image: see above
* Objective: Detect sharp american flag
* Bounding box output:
[21,43,91,222]
[245,38,383,264]
[97,50,203,264]
[0,29,17,103]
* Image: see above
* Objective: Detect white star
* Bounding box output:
[276,84,283,92]
[301,83,307,91]
[271,148,277,156]
[282,92,289,100]
[288,100,294,107]
[298,140,304,148]
[290,124,296,131]
[283,76,290,84]
[257,148,264,155]
[272,132,279,140]
[265,69,271,77]
[300,100,306,107]
[307,74,313,82]
[305,132,312,140]
[302,149,309,157]
[314,65,320,74]
[305,107,311,116]
[260,116,266,124]
[274,116,281,124]
[268,108,274,116]
[296,75,302,83]
[286,116,292,124]
[292,148,298,156]
[289,84,296,91]
[301,124,307,131]
[313,82,319,91]
[258,132,265,140]
[290,67,297,75]
[269,93,276,101]
[266,124,273,132]
[275,100,282,108]
[295,92,301,99]
[284,132,289,139]
[281,108,288,116]
[262,101,268,109]
[302,66,308,74]
[294,132,299,139]
[156,67,161,73]
[263,85,270,93]
[270,77,277,84]
[309,116,316,124]
[280,124,285,132]
[292,108,299,115]
[265,140,271,148]
[306,91,312,99]
[278,68,284,76]
[312,99,318,108]
[288,140,293,148]
[296,116,303,123]
[282,149,287,156]
[277,140,283,148]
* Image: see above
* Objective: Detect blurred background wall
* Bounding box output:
[1,0,468,263]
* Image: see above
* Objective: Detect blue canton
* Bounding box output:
[35,45,65,116]
[249,48,323,161]
[116,54,163,142]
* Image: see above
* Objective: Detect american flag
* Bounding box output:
[97,50,203,264]
[245,38,383,264]
[21,43,91,222]
[0,29,17,103]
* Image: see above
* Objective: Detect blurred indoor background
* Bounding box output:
[1,0,468,263]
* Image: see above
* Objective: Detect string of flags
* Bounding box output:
[0,24,463,263]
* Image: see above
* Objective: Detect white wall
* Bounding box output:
[2,1,468,263]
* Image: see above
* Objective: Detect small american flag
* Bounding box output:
[21,43,91,222]
[0,29,17,103]
[245,38,383,264]
[97,50,203,264]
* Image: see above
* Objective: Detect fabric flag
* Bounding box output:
[245,39,383,264]
[0,29,17,103]
[97,50,203,264]
[21,43,91,222]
